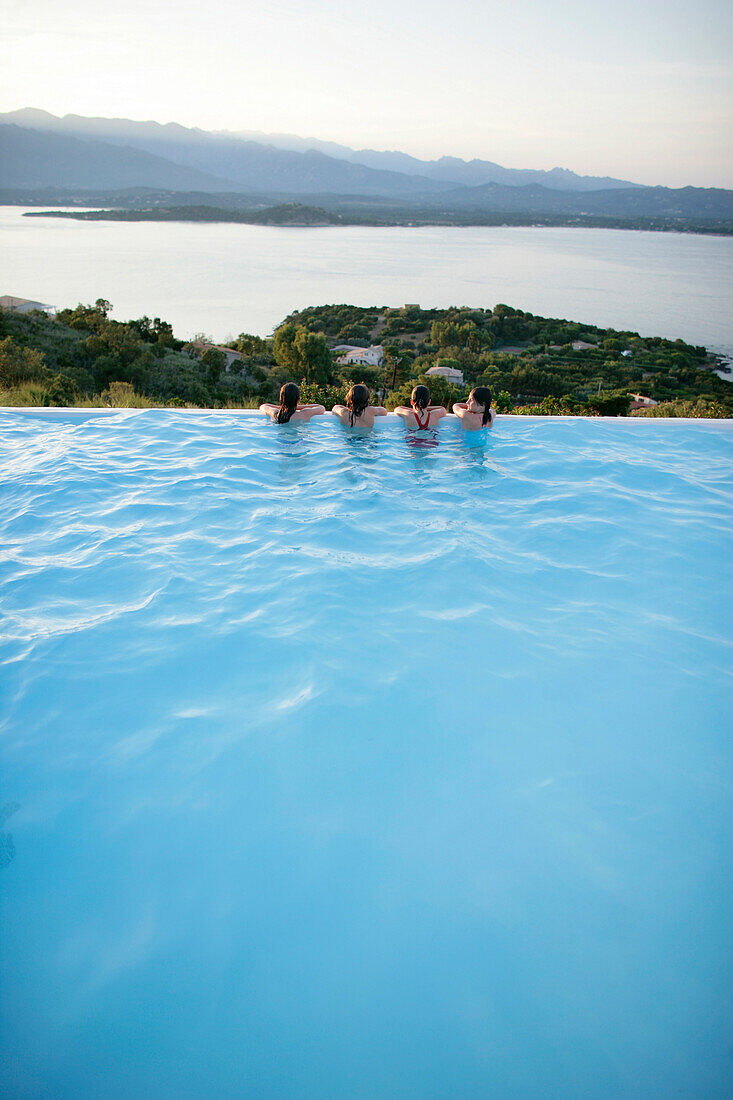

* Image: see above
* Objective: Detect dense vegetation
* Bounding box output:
[1,300,730,417]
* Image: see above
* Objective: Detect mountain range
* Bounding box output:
[0,108,639,194]
[1,108,731,225]
[210,127,641,192]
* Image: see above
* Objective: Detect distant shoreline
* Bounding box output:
[20,205,733,236]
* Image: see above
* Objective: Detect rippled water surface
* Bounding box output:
[1,412,731,1098]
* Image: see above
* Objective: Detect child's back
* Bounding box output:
[394,385,447,430]
[332,383,387,429]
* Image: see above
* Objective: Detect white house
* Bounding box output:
[572,340,597,352]
[0,295,55,314]
[426,363,464,385]
[629,393,657,408]
[335,344,384,368]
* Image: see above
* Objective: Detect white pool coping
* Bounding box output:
[1,407,731,427]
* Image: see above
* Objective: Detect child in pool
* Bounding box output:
[394,385,448,430]
[260,382,325,423]
[453,386,496,430]
[332,383,387,429]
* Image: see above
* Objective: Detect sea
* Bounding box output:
[1,207,731,364]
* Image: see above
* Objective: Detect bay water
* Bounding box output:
[1,207,731,357]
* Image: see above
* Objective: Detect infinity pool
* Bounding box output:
[1,411,731,1098]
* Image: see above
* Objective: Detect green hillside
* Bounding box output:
[0,300,730,417]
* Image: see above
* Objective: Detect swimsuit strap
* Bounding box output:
[413,407,430,429]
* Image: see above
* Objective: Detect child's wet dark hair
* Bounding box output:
[471,386,493,426]
[276,382,300,423]
[411,385,430,410]
[346,383,370,426]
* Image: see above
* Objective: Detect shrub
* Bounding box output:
[0,337,48,387]
[513,396,583,416]
[43,373,78,407]
[298,380,347,409]
[630,399,730,418]
[100,381,161,408]
[0,381,49,406]
[586,392,631,416]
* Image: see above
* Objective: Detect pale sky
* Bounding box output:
[1,0,731,187]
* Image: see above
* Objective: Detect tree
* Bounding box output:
[274,324,332,384]
[56,299,111,334]
[492,304,512,339]
[152,318,176,346]
[201,346,226,387]
[273,323,299,374]
[294,328,332,385]
[248,364,268,384]
[234,333,270,356]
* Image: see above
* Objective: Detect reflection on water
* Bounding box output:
[342,428,381,455]
[272,421,314,482]
[272,422,311,447]
[405,428,440,450]
[403,431,440,485]
[341,431,381,487]
[454,426,498,477]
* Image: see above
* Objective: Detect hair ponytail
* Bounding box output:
[276,382,300,423]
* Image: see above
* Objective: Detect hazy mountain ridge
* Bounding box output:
[0,110,447,196]
[218,129,641,191]
[0,124,232,191]
[3,108,639,192]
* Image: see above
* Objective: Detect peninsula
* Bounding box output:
[21,202,733,234]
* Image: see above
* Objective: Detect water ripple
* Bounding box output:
[1,411,731,768]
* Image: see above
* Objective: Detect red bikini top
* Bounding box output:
[413,407,431,429]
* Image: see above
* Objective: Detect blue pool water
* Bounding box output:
[1,411,731,1098]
